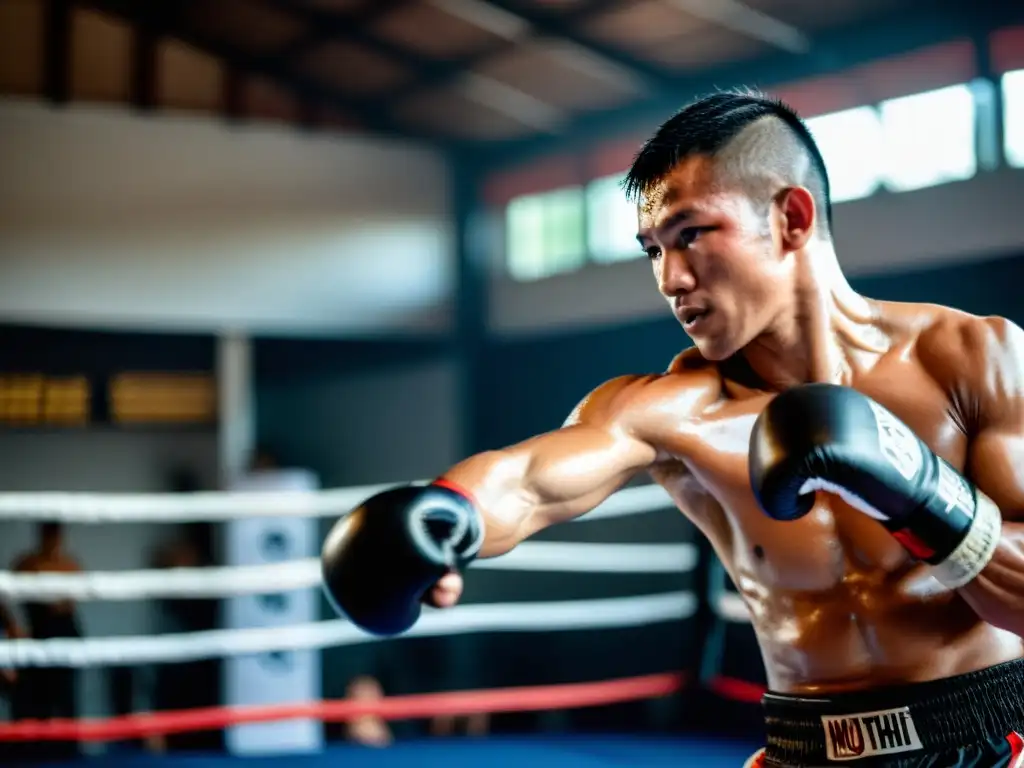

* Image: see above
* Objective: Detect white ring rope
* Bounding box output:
[0,482,674,524]
[0,591,703,668]
[0,543,700,602]
[0,479,747,671]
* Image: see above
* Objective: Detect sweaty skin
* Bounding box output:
[431,156,1024,695]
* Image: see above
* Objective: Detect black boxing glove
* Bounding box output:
[320,480,483,636]
[749,383,1001,589]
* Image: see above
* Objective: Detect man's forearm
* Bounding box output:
[441,449,534,558]
[958,521,1024,637]
[441,426,654,559]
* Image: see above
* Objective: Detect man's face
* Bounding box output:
[635,156,790,360]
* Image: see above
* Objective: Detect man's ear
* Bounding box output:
[775,186,816,251]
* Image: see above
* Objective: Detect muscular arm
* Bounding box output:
[440,376,660,557]
[947,317,1024,637]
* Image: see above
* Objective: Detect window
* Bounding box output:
[804,107,884,203]
[506,195,546,281]
[506,188,585,281]
[586,174,641,263]
[1003,69,1024,168]
[879,83,977,192]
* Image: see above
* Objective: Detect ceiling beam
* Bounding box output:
[459,73,568,132]
[470,0,1022,170]
[462,0,683,87]
[258,0,458,79]
[79,0,428,140]
[44,0,72,105]
[383,0,657,103]
[259,0,416,65]
[259,0,573,126]
[130,2,164,112]
[666,0,809,54]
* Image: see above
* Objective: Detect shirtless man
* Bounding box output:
[321,91,1024,767]
[0,601,22,690]
[11,523,82,721]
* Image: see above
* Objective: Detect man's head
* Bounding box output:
[39,521,63,554]
[627,89,832,360]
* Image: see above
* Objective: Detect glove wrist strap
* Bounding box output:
[929,490,1001,590]
[429,478,485,562]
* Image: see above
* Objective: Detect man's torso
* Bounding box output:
[15,553,79,624]
[633,303,1024,693]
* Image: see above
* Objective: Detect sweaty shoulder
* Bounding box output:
[563,348,721,429]
[894,302,1024,424]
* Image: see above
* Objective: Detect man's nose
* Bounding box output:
[658,250,697,296]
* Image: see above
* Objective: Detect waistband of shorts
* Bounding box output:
[761,658,1024,766]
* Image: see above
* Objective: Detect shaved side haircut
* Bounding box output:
[625,89,833,238]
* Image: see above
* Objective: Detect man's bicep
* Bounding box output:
[963,317,1024,521]
[527,421,657,529]
[968,427,1024,522]
[499,377,660,528]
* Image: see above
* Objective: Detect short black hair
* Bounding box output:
[624,89,832,235]
[40,521,63,539]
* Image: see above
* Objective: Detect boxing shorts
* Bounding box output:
[746,658,1024,767]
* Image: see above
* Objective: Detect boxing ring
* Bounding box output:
[0,481,764,766]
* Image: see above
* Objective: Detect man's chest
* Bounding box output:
[651,370,971,586]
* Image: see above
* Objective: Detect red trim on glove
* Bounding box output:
[891,528,936,560]
[1006,731,1023,768]
[431,477,480,508]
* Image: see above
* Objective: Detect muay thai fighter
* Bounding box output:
[323,91,1024,767]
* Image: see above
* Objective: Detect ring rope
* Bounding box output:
[0,483,673,523]
[0,672,689,743]
[0,591,701,668]
[0,542,699,602]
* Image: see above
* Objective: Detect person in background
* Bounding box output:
[10,522,83,760]
[344,675,393,747]
[430,712,490,739]
[0,600,23,691]
[147,468,221,753]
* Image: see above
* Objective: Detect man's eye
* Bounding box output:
[679,228,703,247]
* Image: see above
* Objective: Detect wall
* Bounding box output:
[256,354,460,489]
[490,168,1024,335]
[0,98,453,337]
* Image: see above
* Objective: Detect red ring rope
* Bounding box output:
[0,672,689,743]
[709,675,768,704]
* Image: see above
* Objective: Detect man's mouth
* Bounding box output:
[680,307,710,329]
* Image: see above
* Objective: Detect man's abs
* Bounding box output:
[652,446,1023,696]
[738,554,1022,694]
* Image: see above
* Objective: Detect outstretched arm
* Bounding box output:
[951,317,1024,637]
[321,374,669,634]
[440,375,660,558]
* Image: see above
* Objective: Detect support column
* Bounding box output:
[973,27,1005,173]
[218,331,323,756]
[217,331,255,487]
[450,149,490,456]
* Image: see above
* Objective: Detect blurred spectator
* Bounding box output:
[10,522,83,760]
[0,600,22,692]
[345,676,393,747]
[249,444,280,473]
[431,712,490,738]
[146,469,221,753]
